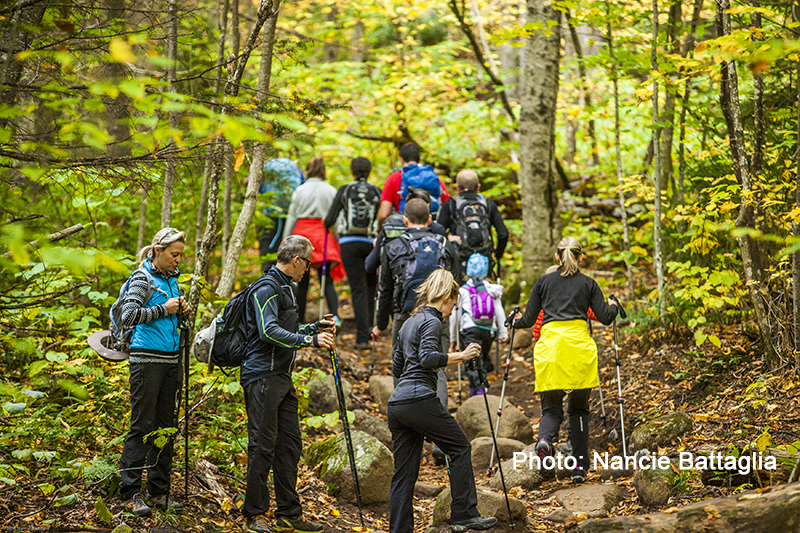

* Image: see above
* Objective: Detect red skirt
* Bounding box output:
[291,218,346,282]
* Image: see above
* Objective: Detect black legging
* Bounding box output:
[295,262,338,322]
[340,241,377,345]
[539,388,592,470]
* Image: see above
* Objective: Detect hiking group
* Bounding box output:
[111,142,622,533]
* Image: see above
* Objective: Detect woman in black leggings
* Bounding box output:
[387,268,497,533]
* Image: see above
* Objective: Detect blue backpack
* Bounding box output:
[396,232,448,313]
[259,158,305,215]
[397,164,442,215]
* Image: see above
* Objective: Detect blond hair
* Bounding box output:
[411,268,459,315]
[138,227,186,267]
[556,237,582,277]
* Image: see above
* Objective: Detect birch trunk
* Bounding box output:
[137,185,148,253]
[160,0,178,229]
[566,14,600,167]
[519,0,561,284]
[717,0,778,366]
[658,0,681,195]
[651,0,665,321]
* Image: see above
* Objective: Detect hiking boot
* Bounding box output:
[149,493,184,511]
[431,445,447,466]
[244,515,273,533]
[275,514,323,533]
[451,515,498,532]
[571,466,587,483]
[123,492,152,517]
[535,438,555,477]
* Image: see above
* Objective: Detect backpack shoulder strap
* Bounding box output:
[131,268,157,303]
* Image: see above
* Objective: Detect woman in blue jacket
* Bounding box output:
[119,227,189,516]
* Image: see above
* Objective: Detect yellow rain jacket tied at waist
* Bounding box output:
[534,320,598,392]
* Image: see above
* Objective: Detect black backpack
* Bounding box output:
[211,275,281,371]
[340,181,381,236]
[394,232,448,313]
[453,194,493,259]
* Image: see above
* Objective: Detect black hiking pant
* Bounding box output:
[243,373,303,519]
[340,241,377,345]
[120,362,180,499]
[388,397,480,533]
[539,388,592,470]
[296,262,338,322]
[258,216,286,272]
[460,327,495,394]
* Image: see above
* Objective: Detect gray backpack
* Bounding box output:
[109,268,156,352]
[339,181,381,237]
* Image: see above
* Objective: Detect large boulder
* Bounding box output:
[630,412,692,452]
[433,487,527,532]
[549,484,627,520]
[633,464,676,508]
[471,437,526,471]
[490,454,542,491]
[369,375,394,415]
[303,430,392,506]
[455,395,534,445]
[512,328,533,350]
[308,375,352,414]
[352,409,392,449]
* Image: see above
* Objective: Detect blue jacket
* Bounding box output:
[130,260,181,360]
[240,266,320,389]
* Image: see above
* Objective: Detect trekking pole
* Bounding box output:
[588,320,607,428]
[609,294,628,458]
[178,313,190,499]
[488,305,520,471]
[324,317,365,526]
[474,358,514,529]
[457,297,463,405]
[319,229,329,321]
[494,260,501,375]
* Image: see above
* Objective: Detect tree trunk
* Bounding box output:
[566,13,600,167]
[222,142,233,260]
[352,20,365,62]
[160,0,178,229]
[103,0,131,160]
[677,0,705,209]
[215,5,278,299]
[563,21,577,166]
[195,155,211,256]
[214,0,229,94]
[230,0,240,72]
[651,0,665,321]
[261,4,280,94]
[574,483,800,533]
[518,0,561,284]
[323,7,339,62]
[717,0,778,366]
[606,0,635,300]
[137,185,148,253]
[658,0,681,195]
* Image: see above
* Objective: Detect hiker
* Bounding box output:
[118,227,189,516]
[283,156,344,325]
[388,268,498,533]
[258,158,305,271]
[376,142,450,228]
[365,187,450,276]
[323,157,381,348]
[240,235,336,533]
[511,237,619,483]
[449,253,508,396]
[437,169,508,278]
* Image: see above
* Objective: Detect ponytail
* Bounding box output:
[556,236,583,277]
[411,268,459,315]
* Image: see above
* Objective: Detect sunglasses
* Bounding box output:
[297,256,312,268]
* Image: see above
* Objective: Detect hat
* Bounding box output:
[466,253,489,280]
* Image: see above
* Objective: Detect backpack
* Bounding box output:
[397,164,442,215]
[259,158,305,215]
[339,180,381,236]
[211,275,281,371]
[395,232,448,313]
[467,279,495,329]
[453,194,493,259]
[382,213,407,241]
[109,268,156,353]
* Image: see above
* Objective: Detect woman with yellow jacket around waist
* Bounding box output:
[511,236,619,483]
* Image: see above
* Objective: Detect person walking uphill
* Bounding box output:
[323,157,381,348]
[283,156,345,324]
[511,237,619,483]
[388,268,497,533]
[241,236,336,533]
[119,227,189,517]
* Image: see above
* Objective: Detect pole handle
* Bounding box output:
[609,294,627,319]
[504,305,520,328]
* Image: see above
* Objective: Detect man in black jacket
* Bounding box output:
[437,169,508,279]
[241,235,336,533]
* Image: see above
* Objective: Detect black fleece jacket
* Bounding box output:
[514,267,618,329]
[389,306,450,404]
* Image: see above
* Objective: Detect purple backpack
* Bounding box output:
[467,280,495,329]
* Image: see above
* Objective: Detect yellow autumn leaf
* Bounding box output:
[233,144,245,172]
[109,39,134,63]
[755,430,771,452]
[330,508,340,516]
